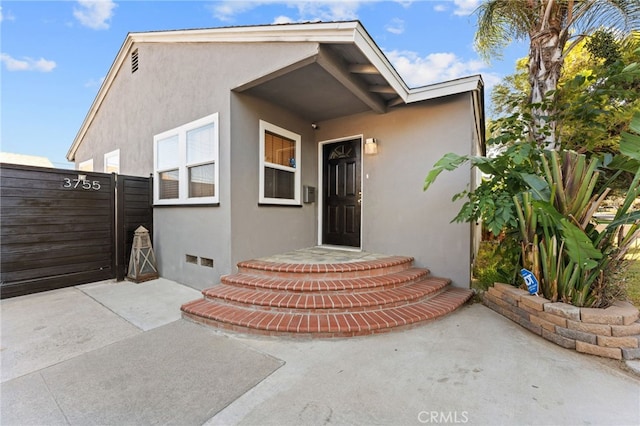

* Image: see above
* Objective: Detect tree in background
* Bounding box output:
[475,0,640,150]
[557,31,640,158]
[490,31,640,158]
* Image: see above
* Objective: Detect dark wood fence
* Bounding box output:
[0,163,152,298]
[117,175,154,281]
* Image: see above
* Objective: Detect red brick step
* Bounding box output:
[204,277,449,312]
[181,253,472,338]
[182,288,472,337]
[221,268,430,292]
[236,255,414,279]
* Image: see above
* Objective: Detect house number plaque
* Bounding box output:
[62,175,101,191]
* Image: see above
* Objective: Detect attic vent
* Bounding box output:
[131,49,139,73]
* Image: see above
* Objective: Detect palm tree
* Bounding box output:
[475,0,640,150]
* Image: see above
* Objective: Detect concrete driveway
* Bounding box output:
[1,279,639,425]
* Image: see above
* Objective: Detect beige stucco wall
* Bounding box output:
[73,39,478,289]
[74,41,319,288]
[74,41,319,175]
[315,93,474,287]
[229,93,318,268]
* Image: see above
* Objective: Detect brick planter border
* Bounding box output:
[483,283,640,360]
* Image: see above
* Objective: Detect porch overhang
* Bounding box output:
[233,44,391,122]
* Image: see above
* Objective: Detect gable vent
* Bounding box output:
[131,49,139,73]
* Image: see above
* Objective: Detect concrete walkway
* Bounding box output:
[1,279,639,425]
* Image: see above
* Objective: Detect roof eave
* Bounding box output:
[67,22,481,162]
[405,74,484,104]
[67,22,365,162]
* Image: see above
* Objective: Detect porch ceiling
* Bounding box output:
[234,44,402,122]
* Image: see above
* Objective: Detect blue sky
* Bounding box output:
[1,0,527,168]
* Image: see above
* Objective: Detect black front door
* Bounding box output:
[322,138,361,247]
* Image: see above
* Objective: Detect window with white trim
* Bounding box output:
[153,113,219,205]
[104,149,120,173]
[78,159,93,171]
[259,120,301,205]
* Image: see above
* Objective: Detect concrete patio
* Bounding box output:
[1,278,638,425]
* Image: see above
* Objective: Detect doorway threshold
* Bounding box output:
[317,244,362,252]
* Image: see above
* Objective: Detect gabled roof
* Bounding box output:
[67,21,483,161]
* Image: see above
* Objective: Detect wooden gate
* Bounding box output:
[0,164,153,298]
[116,175,154,281]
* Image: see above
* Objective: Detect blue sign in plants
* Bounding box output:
[520,269,539,295]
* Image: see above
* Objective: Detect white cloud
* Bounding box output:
[480,72,502,91]
[291,1,362,21]
[1,6,16,22]
[453,0,481,16]
[385,18,405,35]
[84,76,105,88]
[433,4,448,12]
[384,49,500,91]
[394,0,413,8]
[273,15,295,24]
[210,1,261,22]
[210,1,366,23]
[1,53,56,72]
[73,0,117,30]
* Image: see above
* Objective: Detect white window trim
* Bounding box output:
[259,120,301,205]
[78,158,93,171]
[153,113,219,205]
[103,149,120,174]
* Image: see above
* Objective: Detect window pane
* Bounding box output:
[159,169,179,199]
[105,152,119,173]
[189,163,215,198]
[79,159,93,171]
[157,135,179,170]
[187,124,215,164]
[264,167,294,199]
[265,131,295,167]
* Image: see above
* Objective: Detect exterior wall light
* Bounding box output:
[364,138,378,155]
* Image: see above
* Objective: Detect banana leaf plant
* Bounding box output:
[515,113,640,306]
[424,112,640,307]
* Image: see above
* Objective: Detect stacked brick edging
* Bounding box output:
[484,283,640,360]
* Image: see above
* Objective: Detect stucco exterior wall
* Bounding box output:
[74,41,319,175]
[229,93,318,267]
[315,94,474,287]
[153,207,231,290]
[74,41,319,288]
[72,38,479,290]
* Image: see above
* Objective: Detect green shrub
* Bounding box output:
[473,238,520,291]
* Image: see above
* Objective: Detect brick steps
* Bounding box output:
[203,276,450,312]
[236,255,414,279]
[181,254,472,338]
[182,288,472,337]
[221,267,430,292]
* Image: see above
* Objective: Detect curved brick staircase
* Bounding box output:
[181,254,473,338]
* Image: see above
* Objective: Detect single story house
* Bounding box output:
[67,20,485,291]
